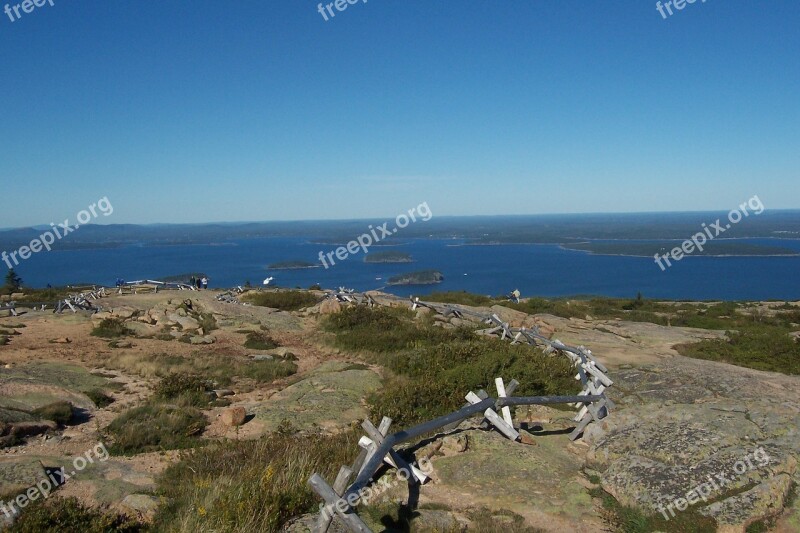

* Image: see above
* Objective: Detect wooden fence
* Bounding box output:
[308,293,615,533]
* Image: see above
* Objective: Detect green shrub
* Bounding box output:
[242,290,320,311]
[370,339,576,427]
[8,497,142,533]
[101,351,297,387]
[197,312,218,332]
[152,429,360,532]
[325,306,576,427]
[244,331,280,350]
[91,318,131,339]
[324,306,472,354]
[238,359,298,382]
[105,403,208,455]
[676,325,800,375]
[32,401,74,426]
[153,373,214,408]
[590,486,716,533]
[84,388,115,408]
[426,291,496,307]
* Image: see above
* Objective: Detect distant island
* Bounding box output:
[364,251,413,264]
[387,270,444,286]
[268,261,320,270]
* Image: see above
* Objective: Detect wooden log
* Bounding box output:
[495,378,514,427]
[361,419,426,483]
[315,465,354,533]
[345,397,496,500]
[309,474,372,533]
[465,391,519,441]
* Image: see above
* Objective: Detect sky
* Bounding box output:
[1,0,798,226]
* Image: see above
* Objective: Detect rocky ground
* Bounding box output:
[0,290,798,532]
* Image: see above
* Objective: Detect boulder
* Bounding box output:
[221,407,247,427]
[111,307,136,320]
[190,335,214,345]
[121,494,160,520]
[126,322,159,338]
[319,299,342,315]
[7,420,58,438]
[175,316,200,331]
[440,434,469,455]
[111,340,133,349]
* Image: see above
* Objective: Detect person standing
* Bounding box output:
[202,277,208,289]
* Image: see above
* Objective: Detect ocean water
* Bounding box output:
[11,237,800,301]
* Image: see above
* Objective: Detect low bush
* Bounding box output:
[237,359,298,382]
[8,497,142,533]
[425,290,496,307]
[242,290,320,311]
[101,351,298,387]
[91,318,131,339]
[325,306,577,427]
[105,403,208,455]
[676,325,800,375]
[590,486,716,533]
[151,429,360,532]
[32,401,74,426]
[197,312,218,332]
[84,388,115,408]
[244,331,280,350]
[154,373,214,408]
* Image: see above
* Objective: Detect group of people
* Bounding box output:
[190,276,209,289]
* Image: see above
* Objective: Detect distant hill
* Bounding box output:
[1,211,799,251]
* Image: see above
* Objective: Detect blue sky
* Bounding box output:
[1,0,798,226]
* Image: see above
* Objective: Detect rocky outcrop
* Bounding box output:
[584,356,800,531]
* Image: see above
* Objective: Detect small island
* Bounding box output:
[364,251,413,264]
[387,270,444,286]
[267,260,320,270]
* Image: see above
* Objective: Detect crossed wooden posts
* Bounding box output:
[309,379,608,533]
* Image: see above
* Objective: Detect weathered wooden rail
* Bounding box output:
[215,287,247,304]
[309,293,616,532]
[0,302,17,317]
[118,280,197,294]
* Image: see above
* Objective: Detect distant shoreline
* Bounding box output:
[559,245,800,259]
